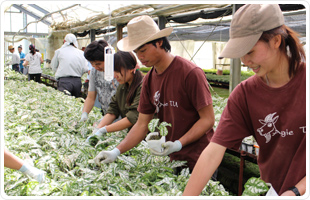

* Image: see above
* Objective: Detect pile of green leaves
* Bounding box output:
[4,70,229,196]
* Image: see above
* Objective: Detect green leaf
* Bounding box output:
[242,177,269,196]
[148,119,159,132]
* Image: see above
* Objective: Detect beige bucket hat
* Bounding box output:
[117,15,173,51]
[219,4,284,59]
[8,45,14,50]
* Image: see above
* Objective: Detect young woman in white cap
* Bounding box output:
[183,4,306,196]
[50,33,89,97]
[94,15,215,175]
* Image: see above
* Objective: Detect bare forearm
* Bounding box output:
[4,149,23,170]
[97,113,116,128]
[179,105,214,147]
[82,92,96,113]
[105,117,133,133]
[116,119,149,154]
[179,116,213,147]
[281,176,306,196]
[183,142,226,195]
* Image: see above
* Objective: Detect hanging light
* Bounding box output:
[104,45,114,81]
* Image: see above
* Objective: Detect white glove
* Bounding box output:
[94,148,120,165]
[150,140,182,156]
[86,126,107,142]
[145,132,159,141]
[80,112,88,122]
[19,163,45,183]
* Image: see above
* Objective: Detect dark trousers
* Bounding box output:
[28,73,41,83]
[57,77,82,98]
[12,64,19,72]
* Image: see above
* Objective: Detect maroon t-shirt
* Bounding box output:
[138,56,214,170]
[211,63,306,194]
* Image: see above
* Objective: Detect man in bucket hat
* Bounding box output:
[8,45,20,72]
[183,4,306,196]
[94,15,215,174]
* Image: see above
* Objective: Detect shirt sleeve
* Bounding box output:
[185,67,212,111]
[50,50,59,71]
[125,84,142,124]
[24,54,30,62]
[106,90,120,118]
[137,72,156,114]
[88,68,96,92]
[211,85,252,150]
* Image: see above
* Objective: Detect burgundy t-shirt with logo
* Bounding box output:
[138,56,214,170]
[211,63,306,194]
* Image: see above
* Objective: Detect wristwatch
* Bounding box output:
[288,186,300,196]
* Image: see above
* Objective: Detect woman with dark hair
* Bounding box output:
[86,50,143,142]
[23,44,43,83]
[80,40,119,121]
[183,4,306,196]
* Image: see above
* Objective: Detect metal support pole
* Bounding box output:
[158,16,166,30]
[238,150,246,196]
[23,12,27,33]
[90,29,96,42]
[229,4,243,93]
[116,25,123,42]
[229,58,241,93]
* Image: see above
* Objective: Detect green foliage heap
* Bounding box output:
[4,70,229,196]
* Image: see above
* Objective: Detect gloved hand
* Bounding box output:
[80,112,88,122]
[19,163,45,183]
[86,126,107,143]
[149,140,182,156]
[145,132,159,141]
[94,148,120,165]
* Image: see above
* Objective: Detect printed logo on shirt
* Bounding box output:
[153,91,179,113]
[257,112,305,143]
[154,91,168,113]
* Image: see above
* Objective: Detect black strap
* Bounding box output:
[288,186,301,196]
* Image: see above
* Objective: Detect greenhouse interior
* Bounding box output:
[2,2,308,198]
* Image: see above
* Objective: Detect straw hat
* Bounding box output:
[117,15,173,51]
[8,45,14,50]
[219,4,284,59]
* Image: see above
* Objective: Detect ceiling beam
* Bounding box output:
[28,4,50,15]
[12,4,51,26]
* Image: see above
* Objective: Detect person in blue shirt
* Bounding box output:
[18,45,25,74]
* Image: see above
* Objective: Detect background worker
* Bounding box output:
[8,45,20,72]
[18,45,25,74]
[183,4,306,196]
[50,33,89,98]
[23,44,43,83]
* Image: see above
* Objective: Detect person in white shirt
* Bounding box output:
[8,45,20,72]
[50,33,89,98]
[23,44,43,83]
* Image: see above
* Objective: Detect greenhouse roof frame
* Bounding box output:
[4,3,306,43]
